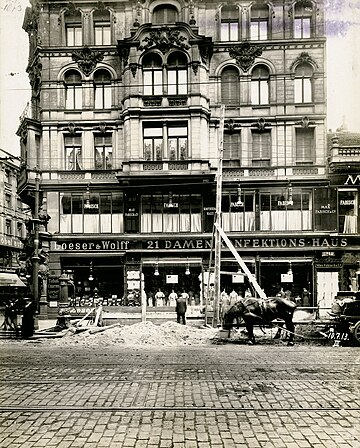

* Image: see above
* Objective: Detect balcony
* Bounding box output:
[328,133,360,172]
[117,159,215,186]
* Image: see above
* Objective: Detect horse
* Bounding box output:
[222,297,297,346]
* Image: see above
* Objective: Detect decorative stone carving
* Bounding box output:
[225,119,241,133]
[198,40,213,64]
[27,61,42,97]
[191,61,200,75]
[250,118,271,132]
[94,122,109,134]
[139,27,190,54]
[65,123,81,135]
[72,46,104,76]
[129,63,138,78]
[228,41,263,72]
[292,51,317,69]
[119,47,130,67]
[295,116,315,128]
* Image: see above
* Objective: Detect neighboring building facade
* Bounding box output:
[17,0,355,316]
[0,149,29,302]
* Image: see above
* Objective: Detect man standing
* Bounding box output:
[176,293,187,325]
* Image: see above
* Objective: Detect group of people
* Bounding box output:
[1,296,36,339]
[148,288,188,324]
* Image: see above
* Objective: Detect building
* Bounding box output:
[0,148,29,302]
[17,0,354,318]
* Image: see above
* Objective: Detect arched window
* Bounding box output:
[294,1,313,38]
[65,10,82,46]
[251,65,270,105]
[167,52,187,95]
[250,4,269,40]
[94,69,112,109]
[294,63,313,103]
[221,67,240,105]
[220,5,239,41]
[93,9,111,45]
[152,5,178,24]
[143,53,163,96]
[64,70,82,109]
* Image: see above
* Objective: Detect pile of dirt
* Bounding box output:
[48,321,220,347]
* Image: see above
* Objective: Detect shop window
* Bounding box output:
[260,189,312,231]
[222,190,255,232]
[250,4,269,40]
[338,190,358,234]
[167,52,187,95]
[152,4,178,24]
[94,134,112,169]
[294,63,313,103]
[221,67,240,105]
[220,5,239,42]
[223,132,241,167]
[93,9,111,45]
[168,124,188,160]
[251,65,269,105]
[60,192,123,234]
[140,194,202,233]
[64,135,82,170]
[64,70,82,109]
[143,53,163,96]
[294,1,312,38]
[251,131,271,166]
[94,69,112,109]
[295,128,314,163]
[65,10,82,46]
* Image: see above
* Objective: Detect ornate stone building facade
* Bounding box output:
[17,0,358,317]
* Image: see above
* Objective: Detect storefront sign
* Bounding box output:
[52,236,354,252]
[0,235,23,249]
[344,174,360,185]
[281,273,293,282]
[47,275,60,300]
[232,273,244,283]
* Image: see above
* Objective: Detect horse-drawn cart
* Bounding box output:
[325,292,360,345]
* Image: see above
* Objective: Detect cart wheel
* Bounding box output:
[353,321,360,344]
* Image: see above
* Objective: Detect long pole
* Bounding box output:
[212,105,225,327]
[32,168,40,317]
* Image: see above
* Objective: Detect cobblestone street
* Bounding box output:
[0,341,359,447]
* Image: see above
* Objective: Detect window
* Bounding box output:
[60,192,123,234]
[94,69,111,109]
[294,1,312,38]
[251,65,269,105]
[144,123,188,161]
[167,52,187,95]
[250,4,269,40]
[94,134,112,169]
[143,54,163,96]
[65,11,82,46]
[223,132,241,166]
[5,219,11,235]
[152,5,178,24]
[168,125,188,160]
[296,128,314,163]
[252,131,271,166]
[17,222,23,238]
[221,5,239,41]
[64,135,82,170]
[294,63,313,103]
[64,70,82,109]
[222,191,255,232]
[260,189,312,231]
[5,194,11,210]
[141,194,201,233]
[144,126,163,161]
[94,9,111,45]
[221,67,240,105]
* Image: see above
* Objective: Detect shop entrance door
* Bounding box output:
[317,271,338,317]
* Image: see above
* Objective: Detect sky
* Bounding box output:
[0,0,360,156]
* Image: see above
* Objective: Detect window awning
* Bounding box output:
[0,273,27,287]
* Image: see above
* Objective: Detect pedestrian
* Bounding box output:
[155,288,165,307]
[302,288,310,307]
[168,289,178,307]
[21,297,36,339]
[176,293,187,325]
